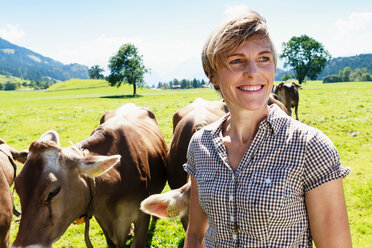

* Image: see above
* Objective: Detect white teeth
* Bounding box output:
[239,85,261,91]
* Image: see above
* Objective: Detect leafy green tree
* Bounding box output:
[0,83,3,90]
[281,73,295,81]
[280,35,331,84]
[340,67,351,82]
[88,65,104,79]
[4,81,18,91]
[107,43,149,96]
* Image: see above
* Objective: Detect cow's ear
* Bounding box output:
[76,155,121,177]
[40,130,60,146]
[140,194,171,218]
[11,149,29,164]
[140,189,188,219]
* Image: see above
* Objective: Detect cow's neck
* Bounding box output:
[78,130,112,156]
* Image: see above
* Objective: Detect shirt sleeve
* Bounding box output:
[183,134,197,178]
[303,130,350,193]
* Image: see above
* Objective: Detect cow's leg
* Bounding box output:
[181,215,189,231]
[0,227,10,248]
[295,105,299,120]
[131,211,150,248]
[102,228,117,248]
[286,105,292,117]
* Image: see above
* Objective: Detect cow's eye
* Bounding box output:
[46,186,61,202]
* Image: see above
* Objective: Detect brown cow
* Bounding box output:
[274,82,301,120]
[12,103,168,248]
[141,96,287,230]
[0,138,27,248]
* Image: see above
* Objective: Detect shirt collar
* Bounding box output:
[204,103,289,136]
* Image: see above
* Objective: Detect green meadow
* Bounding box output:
[0,79,370,247]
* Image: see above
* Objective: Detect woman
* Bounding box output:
[183,9,352,247]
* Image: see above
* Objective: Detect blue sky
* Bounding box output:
[1,0,372,85]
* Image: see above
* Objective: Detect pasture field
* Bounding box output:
[0,79,370,247]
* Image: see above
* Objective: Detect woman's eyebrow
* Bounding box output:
[227,50,272,58]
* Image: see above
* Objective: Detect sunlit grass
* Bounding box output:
[1,80,370,247]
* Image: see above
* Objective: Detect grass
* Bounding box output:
[0,79,370,247]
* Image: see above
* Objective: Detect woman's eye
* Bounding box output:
[229,59,243,65]
[258,56,270,62]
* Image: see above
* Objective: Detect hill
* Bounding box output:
[317,54,372,79]
[0,37,89,82]
[275,54,372,81]
[47,79,109,91]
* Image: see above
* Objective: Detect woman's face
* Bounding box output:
[213,37,275,113]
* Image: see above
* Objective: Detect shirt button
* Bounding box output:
[232,234,237,240]
[230,215,234,222]
[265,178,272,184]
[232,174,235,180]
[229,195,233,201]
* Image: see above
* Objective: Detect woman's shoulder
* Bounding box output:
[283,118,335,150]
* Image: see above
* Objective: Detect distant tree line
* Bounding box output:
[276,54,372,81]
[157,78,208,90]
[318,54,372,79]
[0,80,55,91]
[323,67,372,83]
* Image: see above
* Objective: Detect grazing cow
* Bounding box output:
[141,96,287,230]
[274,82,301,120]
[12,103,168,248]
[0,138,27,248]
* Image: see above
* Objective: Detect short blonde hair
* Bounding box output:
[202,9,277,82]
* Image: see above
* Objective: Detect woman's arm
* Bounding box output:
[305,178,352,248]
[184,176,209,248]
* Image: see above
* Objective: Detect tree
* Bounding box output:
[4,81,18,91]
[341,67,351,82]
[281,73,295,81]
[107,43,149,96]
[88,65,104,79]
[280,35,331,84]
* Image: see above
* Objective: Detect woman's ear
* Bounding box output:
[210,76,218,86]
[210,76,220,90]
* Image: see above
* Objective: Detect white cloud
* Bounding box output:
[330,12,372,56]
[336,12,372,33]
[52,35,202,79]
[224,5,252,19]
[0,24,25,42]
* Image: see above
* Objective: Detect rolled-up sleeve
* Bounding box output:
[183,134,197,178]
[303,131,350,193]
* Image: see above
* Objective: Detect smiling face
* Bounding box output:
[212,36,275,115]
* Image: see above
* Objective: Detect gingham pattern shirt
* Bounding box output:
[184,104,350,247]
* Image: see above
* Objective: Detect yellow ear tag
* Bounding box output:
[75,216,86,224]
[166,205,180,218]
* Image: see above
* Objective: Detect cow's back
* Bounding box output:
[167,100,227,189]
[91,106,167,200]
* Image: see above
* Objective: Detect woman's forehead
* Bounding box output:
[229,38,272,55]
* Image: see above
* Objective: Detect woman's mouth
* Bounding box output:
[238,85,264,92]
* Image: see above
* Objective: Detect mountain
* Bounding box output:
[274,54,372,81]
[317,54,372,79]
[0,37,88,82]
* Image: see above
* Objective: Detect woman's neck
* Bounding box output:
[223,105,270,145]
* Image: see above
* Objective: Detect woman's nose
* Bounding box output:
[243,60,259,77]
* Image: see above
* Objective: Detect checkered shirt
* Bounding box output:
[184,104,350,248]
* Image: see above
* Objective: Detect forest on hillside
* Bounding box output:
[0,37,88,82]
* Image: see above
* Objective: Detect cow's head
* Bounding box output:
[12,131,120,248]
